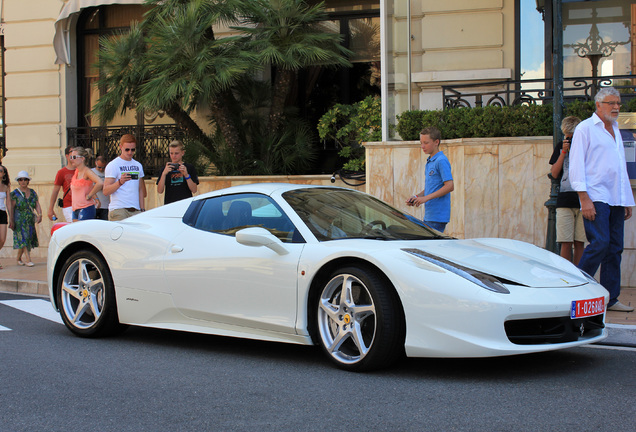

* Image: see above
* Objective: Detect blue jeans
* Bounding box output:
[72,205,96,221]
[425,221,447,233]
[577,202,624,306]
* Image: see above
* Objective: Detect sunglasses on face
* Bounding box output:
[123,148,136,152]
[70,155,84,160]
[96,165,106,170]
[17,178,29,182]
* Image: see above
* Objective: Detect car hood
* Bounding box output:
[398,237,589,288]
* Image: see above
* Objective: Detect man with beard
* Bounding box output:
[570,87,635,312]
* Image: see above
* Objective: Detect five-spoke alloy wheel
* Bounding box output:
[315,265,405,371]
[57,250,122,337]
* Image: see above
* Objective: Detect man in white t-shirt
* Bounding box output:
[103,134,146,221]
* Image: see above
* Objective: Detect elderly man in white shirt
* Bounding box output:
[569,87,635,312]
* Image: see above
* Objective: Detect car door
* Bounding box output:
[164,193,305,335]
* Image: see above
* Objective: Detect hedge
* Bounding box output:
[396,99,636,141]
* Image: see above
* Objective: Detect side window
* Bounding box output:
[193,194,304,243]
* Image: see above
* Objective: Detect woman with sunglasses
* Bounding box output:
[9,171,41,267]
[0,165,11,268]
[69,147,103,221]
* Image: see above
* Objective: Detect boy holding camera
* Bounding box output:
[103,134,145,221]
[156,140,198,205]
[549,116,585,264]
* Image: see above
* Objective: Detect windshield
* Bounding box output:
[282,188,447,241]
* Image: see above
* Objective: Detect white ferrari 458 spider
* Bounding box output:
[48,183,608,371]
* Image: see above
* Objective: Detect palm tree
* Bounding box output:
[92,0,351,172]
[94,0,251,158]
[235,0,352,131]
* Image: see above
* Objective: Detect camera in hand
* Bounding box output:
[170,163,180,174]
[129,173,139,180]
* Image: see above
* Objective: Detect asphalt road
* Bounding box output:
[1,292,635,432]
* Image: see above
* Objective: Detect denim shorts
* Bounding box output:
[72,205,96,221]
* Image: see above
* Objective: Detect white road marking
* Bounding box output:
[0,324,10,331]
[0,299,63,324]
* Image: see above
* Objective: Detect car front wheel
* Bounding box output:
[56,250,123,337]
[316,265,405,371]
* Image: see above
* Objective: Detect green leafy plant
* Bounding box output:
[395,98,636,141]
[564,100,595,121]
[93,0,348,175]
[317,95,381,171]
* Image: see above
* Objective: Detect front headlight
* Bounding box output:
[402,248,510,294]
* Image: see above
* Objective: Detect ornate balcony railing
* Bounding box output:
[67,124,186,177]
[442,74,635,109]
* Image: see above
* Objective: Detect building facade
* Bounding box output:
[0,1,634,175]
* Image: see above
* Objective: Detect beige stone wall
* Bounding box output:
[0,175,364,259]
[365,137,636,287]
[2,0,67,182]
[391,0,517,111]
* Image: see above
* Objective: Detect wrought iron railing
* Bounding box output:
[442,74,636,109]
[67,124,186,177]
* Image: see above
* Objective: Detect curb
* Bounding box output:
[0,280,48,297]
[600,323,636,348]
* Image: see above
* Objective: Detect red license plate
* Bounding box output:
[570,297,605,319]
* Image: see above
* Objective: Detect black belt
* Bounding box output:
[123,207,139,212]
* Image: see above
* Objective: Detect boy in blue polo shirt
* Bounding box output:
[406,127,454,233]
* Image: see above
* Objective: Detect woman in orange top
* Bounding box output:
[70,147,103,222]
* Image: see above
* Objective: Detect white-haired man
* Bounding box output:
[569,87,635,312]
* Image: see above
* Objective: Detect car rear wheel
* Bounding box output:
[57,250,124,337]
[316,265,405,371]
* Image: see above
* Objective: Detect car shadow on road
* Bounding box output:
[105,325,605,378]
[393,348,603,380]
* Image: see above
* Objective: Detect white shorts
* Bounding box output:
[62,206,73,223]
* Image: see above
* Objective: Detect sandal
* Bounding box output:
[17,260,25,266]
[25,262,34,267]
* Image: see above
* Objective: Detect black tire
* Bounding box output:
[315,265,405,371]
[56,250,125,337]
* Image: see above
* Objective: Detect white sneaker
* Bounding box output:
[608,301,634,312]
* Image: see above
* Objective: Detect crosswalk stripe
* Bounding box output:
[0,299,63,324]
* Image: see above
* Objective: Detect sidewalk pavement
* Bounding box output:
[0,255,634,346]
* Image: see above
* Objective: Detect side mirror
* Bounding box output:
[235,227,289,255]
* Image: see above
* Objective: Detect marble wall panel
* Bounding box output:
[367,147,394,205]
[445,144,465,239]
[464,144,499,239]
[532,142,553,246]
[498,144,534,242]
[621,250,636,287]
[624,189,636,250]
[394,147,424,220]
